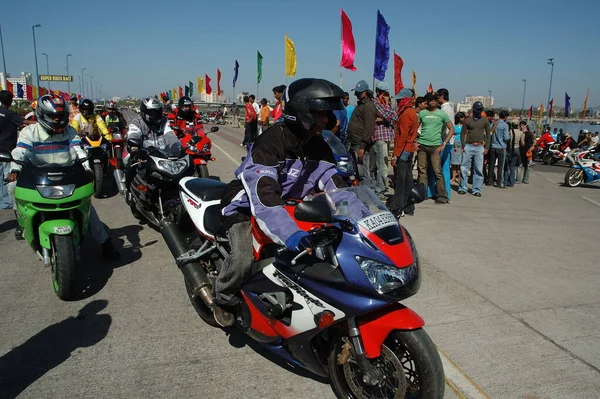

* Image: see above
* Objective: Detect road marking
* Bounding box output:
[581,196,600,207]
[437,346,491,399]
[212,142,241,167]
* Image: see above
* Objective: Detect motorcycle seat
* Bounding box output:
[204,204,225,237]
[184,178,227,201]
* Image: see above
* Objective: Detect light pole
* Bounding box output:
[65,53,72,93]
[488,90,492,108]
[80,67,86,97]
[88,74,94,100]
[545,58,554,126]
[521,79,527,118]
[0,24,7,92]
[32,24,41,90]
[41,52,50,91]
[76,76,81,97]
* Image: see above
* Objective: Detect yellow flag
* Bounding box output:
[538,103,544,121]
[32,85,38,99]
[173,88,178,100]
[285,34,297,77]
[0,83,2,90]
[197,77,204,94]
[582,89,590,119]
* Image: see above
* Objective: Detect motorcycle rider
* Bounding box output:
[167,96,203,137]
[537,129,555,164]
[7,94,120,260]
[123,97,176,204]
[104,101,127,132]
[213,78,349,327]
[71,99,113,141]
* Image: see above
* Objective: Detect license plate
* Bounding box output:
[54,226,72,234]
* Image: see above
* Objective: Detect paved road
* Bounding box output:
[1,119,599,398]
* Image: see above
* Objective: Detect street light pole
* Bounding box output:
[32,24,41,91]
[545,58,554,126]
[521,79,527,118]
[80,67,86,97]
[42,52,50,91]
[66,53,72,93]
[0,25,8,92]
[88,75,94,100]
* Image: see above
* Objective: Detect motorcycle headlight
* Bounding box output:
[36,184,76,199]
[112,133,122,140]
[157,158,188,175]
[188,145,199,153]
[201,143,211,153]
[337,160,352,174]
[356,256,418,294]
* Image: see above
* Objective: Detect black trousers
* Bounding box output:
[387,155,414,214]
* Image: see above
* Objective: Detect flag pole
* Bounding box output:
[340,14,343,88]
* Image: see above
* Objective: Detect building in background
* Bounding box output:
[457,95,494,114]
[198,92,228,103]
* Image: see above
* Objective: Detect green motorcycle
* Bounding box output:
[0,150,94,300]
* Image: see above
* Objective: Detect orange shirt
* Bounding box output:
[260,105,270,124]
[394,107,419,156]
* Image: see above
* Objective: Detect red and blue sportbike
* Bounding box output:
[161,180,444,398]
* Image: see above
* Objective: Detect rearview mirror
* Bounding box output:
[127,137,143,148]
[0,150,12,163]
[294,201,332,223]
[210,126,219,133]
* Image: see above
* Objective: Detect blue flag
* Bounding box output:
[564,92,570,117]
[233,60,239,87]
[373,10,391,81]
[16,83,24,98]
[185,85,189,96]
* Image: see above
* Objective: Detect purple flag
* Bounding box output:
[185,85,189,96]
[233,60,239,87]
[16,83,24,98]
[565,92,570,117]
[373,10,390,81]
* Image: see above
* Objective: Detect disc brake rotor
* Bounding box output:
[342,345,407,399]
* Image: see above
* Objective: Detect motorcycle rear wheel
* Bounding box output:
[565,168,584,187]
[93,163,104,198]
[329,329,445,399]
[185,278,220,327]
[51,234,77,300]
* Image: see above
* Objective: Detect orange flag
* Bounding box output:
[179,86,183,98]
[217,69,222,95]
[427,83,433,93]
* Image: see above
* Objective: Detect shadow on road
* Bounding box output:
[78,224,149,299]
[0,300,112,399]
[225,328,329,385]
[0,219,16,234]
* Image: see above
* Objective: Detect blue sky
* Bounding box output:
[2,0,599,108]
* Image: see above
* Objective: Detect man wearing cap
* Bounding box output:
[347,80,377,187]
[458,101,491,196]
[388,88,419,217]
[371,81,397,196]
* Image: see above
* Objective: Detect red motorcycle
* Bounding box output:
[176,126,219,178]
[108,126,127,194]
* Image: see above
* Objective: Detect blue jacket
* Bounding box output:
[222,125,344,245]
[490,119,510,149]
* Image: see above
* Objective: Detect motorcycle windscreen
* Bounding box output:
[143,131,184,158]
[28,141,77,168]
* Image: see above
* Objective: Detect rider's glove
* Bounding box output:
[285,231,312,252]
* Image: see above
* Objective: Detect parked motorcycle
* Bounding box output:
[125,134,194,227]
[161,179,444,398]
[81,134,110,197]
[564,156,600,187]
[109,126,127,194]
[0,150,94,300]
[176,126,219,178]
[541,142,568,165]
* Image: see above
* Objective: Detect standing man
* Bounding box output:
[435,88,455,197]
[343,91,355,121]
[416,92,454,204]
[271,85,286,124]
[243,96,257,146]
[488,110,510,187]
[372,81,397,197]
[249,95,260,139]
[347,80,377,187]
[388,89,419,218]
[458,102,491,196]
[0,91,36,208]
[231,102,239,128]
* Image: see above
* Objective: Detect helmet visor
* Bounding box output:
[307,98,344,112]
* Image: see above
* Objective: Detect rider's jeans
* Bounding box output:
[0,163,11,209]
[214,221,253,307]
[7,181,108,244]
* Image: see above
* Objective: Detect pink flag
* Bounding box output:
[393,51,404,95]
[340,9,357,71]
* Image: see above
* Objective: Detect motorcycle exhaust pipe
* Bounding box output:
[113,169,127,194]
[159,218,214,308]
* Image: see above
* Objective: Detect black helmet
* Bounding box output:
[140,97,163,126]
[177,96,194,118]
[79,99,95,118]
[36,94,70,134]
[107,101,116,111]
[283,78,344,131]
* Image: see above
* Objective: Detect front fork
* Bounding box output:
[347,318,383,386]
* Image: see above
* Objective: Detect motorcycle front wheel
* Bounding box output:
[565,168,584,187]
[194,164,209,178]
[329,329,445,399]
[51,234,77,300]
[93,163,104,198]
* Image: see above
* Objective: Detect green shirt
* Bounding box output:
[418,109,450,146]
